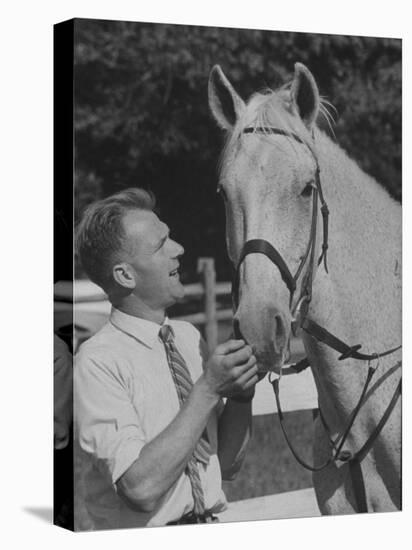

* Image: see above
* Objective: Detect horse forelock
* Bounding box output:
[218,85,331,180]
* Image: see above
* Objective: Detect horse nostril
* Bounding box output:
[274,314,287,352]
[232,318,243,339]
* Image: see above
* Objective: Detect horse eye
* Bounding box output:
[301,181,315,197]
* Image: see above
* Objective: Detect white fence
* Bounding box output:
[55,258,320,520]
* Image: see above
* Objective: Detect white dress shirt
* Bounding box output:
[74,308,227,530]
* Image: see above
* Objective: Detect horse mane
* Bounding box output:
[218,83,336,178]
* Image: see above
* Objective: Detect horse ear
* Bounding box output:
[290,63,320,129]
[208,65,245,130]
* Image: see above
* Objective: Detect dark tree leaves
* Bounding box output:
[74,20,401,280]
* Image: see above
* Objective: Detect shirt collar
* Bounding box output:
[110,307,171,349]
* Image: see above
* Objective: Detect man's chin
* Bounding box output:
[174,288,185,303]
[169,281,185,302]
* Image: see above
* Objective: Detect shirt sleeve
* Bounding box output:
[74,350,146,485]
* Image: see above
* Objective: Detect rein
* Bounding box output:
[232,125,402,513]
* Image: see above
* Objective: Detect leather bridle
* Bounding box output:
[229,125,402,513]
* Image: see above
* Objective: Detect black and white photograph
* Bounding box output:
[3,1,409,548]
[53,17,402,531]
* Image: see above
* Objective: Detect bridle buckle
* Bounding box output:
[368,353,380,372]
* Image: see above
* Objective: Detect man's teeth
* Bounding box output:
[170,269,179,276]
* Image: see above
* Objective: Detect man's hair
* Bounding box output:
[76,188,156,293]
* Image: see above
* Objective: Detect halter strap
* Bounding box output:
[233,239,296,309]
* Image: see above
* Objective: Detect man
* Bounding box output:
[74,188,258,530]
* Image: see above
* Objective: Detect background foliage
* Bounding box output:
[74,19,401,281]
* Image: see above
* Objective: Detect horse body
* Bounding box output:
[307,132,401,513]
[208,63,401,514]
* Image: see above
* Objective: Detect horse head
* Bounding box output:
[209,63,324,374]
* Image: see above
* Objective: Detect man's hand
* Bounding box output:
[202,339,258,400]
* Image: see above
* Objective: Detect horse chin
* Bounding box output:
[255,345,289,377]
[234,303,292,376]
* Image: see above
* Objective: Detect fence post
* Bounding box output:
[197,258,218,354]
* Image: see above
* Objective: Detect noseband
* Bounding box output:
[229,125,401,514]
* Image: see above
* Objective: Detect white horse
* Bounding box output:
[208,63,401,514]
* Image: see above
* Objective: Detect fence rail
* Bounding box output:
[56,258,320,520]
[218,488,320,522]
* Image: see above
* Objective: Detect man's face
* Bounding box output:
[121,209,185,311]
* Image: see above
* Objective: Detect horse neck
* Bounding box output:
[305,131,401,424]
[312,131,401,348]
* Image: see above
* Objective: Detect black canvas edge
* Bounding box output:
[53,18,74,532]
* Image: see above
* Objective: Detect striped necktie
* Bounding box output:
[159,324,211,514]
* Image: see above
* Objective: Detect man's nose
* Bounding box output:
[172,240,184,256]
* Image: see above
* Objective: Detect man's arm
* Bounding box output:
[116,340,258,512]
[197,335,256,482]
[116,375,218,512]
[217,397,253,480]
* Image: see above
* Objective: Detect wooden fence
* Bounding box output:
[55,258,320,520]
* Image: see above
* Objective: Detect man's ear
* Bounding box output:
[113,262,136,290]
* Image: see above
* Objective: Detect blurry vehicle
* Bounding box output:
[54,280,110,353]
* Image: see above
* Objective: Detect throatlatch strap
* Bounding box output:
[302,319,402,361]
[293,187,318,289]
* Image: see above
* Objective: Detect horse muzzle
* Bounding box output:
[233,307,291,374]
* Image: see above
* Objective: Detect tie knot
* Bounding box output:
[159,324,174,344]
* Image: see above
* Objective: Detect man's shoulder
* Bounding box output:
[75,322,120,364]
